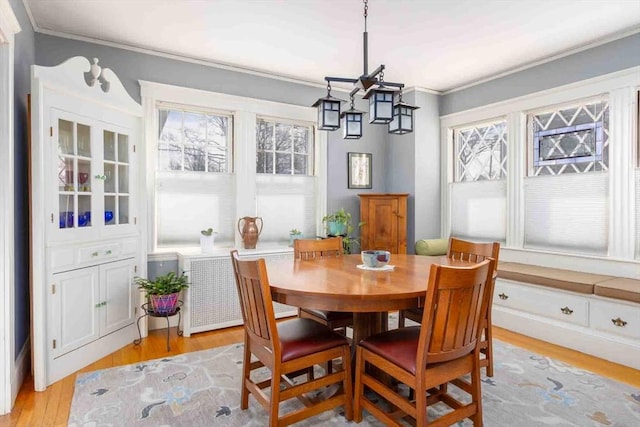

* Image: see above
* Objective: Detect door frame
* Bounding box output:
[0,0,21,415]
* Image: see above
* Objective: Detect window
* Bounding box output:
[529,98,609,176]
[142,81,324,251]
[454,120,507,182]
[158,106,232,173]
[256,118,313,175]
[450,119,508,242]
[255,117,317,243]
[155,105,235,248]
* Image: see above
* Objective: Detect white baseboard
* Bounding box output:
[12,339,30,409]
[493,306,640,370]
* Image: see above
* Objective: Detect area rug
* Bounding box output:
[69,338,640,426]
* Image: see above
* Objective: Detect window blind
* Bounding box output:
[256,174,316,244]
[524,173,608,255]
[156,172,236,247]
[450,180,506,242]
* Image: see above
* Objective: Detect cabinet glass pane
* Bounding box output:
[77,159,92,192]
[104,130,116,161]
[118,165,129,193]
[58,157,74,191]
[78,195,91,227]
[119,196,129,224]
[104,164,116,193]
[77,123,91,158]
[59,195,75,229]
[118,134,129,163]
[58,119,73,155]
[105,196,115,226]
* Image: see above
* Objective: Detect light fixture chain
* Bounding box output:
[379,69,384,83]
[363,0,368,31]
[327,82,332,96]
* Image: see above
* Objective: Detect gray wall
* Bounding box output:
[11,0,35,359]
[326,113,389,247]
[440,33,640,115]
[408,90,441,249]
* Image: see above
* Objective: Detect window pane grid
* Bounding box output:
[454,120,507,182]
[530,99,609,176]
[256,118,313,176]
[158,108,232,173]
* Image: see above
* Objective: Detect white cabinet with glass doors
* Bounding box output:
[52,110,136,241]
[30,57,145,390]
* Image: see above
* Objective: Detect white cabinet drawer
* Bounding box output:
[590,298,640,340]
[77,243,120,264]
[494,279,589,326]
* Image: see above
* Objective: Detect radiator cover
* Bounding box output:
[179,251,297,336]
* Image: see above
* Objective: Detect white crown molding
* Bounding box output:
[0,0,20,43]
[33,27,335,91]
[440,65,640,124]
[443,26,640,95]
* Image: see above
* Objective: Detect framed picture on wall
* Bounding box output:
[348,152,372,189]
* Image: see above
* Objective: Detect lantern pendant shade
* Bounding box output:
[389,102,418,135]
[341,109,365,139]
[312,95,342,131]
[366,88,395,124]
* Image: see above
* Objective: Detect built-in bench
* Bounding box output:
[493,262,640,369]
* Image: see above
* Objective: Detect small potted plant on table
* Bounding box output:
[200,227,216,253]
[135,272,189,315]
[322,208,364,254]
[289,228,303,246]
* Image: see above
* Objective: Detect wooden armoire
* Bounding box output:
[359,193,408,254]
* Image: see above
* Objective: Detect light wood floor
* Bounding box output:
[1,324,638,427]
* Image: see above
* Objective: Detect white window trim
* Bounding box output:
[440,66,640,270]
[139,80,327,252]
[0,0,20,415]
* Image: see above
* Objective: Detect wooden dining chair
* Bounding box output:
[230,250,353,426]
[354,259,494,426]
[398,237,500,377]
[294,238,353,334]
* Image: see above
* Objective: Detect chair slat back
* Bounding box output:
[417,259,494,365]
[230,250,278,350]
[294,237,343,260]
[448,237,500,265]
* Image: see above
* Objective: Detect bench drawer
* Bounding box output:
[590,298,640,340]
[494,279,589,326]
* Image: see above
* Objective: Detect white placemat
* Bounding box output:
[357,264,395,271]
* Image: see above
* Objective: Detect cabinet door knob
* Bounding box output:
[498,293,508,300]
[611,317,627,327]
[105,250,112,255]
[91,251,99,257]
[560,306,573,315]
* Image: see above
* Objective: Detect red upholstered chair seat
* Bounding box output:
[278,318,350,362]
[359,327,420,374]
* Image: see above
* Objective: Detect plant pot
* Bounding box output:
[327,221,346,236]
[149,292,180,315]
[200,234,215,253]
[289,234,303,247]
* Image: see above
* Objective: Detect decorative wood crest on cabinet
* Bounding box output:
[32,56,142,116]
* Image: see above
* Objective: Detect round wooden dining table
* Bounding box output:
[266,254,474,345]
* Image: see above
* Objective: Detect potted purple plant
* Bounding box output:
[135,271,189,315]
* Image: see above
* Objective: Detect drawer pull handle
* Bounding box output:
[611,317,627,327]
[498,293,508,300]
[560,306,573,315]
[105,250,112,255]
[91,251,99,257]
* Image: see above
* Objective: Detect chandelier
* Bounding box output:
[312,0,419,139]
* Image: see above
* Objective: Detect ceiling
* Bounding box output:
[24,0,640,92]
